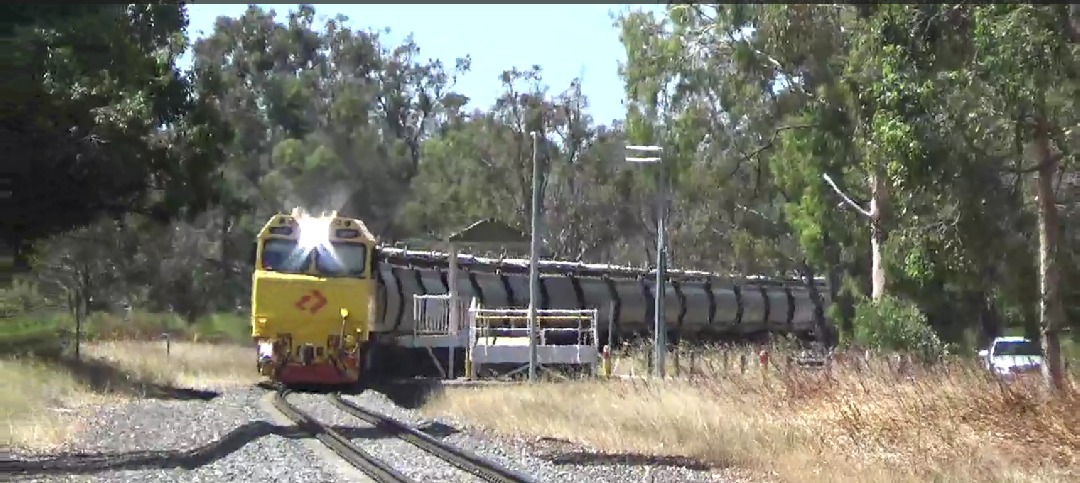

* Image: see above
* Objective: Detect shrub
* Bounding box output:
[853,295,945,362]
[0,279,53,319]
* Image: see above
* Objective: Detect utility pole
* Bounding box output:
[528,131,542,382]
[626,145,667,378]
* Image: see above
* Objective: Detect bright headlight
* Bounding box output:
[296,213,333,250]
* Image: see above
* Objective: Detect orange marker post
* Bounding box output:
[600,345,612,378]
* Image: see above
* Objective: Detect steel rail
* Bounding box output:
[273,389,416,483]
[329,392,535,483]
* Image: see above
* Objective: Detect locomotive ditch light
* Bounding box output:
[340,308,350,320]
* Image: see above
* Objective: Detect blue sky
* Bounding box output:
[184,3,667,125]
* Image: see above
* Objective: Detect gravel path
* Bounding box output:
[8,383,750,483]
[9,386,342,483]
[338,386,746,483]
[288,392,485,483]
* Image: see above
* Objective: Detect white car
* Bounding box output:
[978,336,1043,376]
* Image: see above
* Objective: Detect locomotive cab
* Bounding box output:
[251,210,377,386]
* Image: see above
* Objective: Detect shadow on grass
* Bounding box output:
[2,421,388,476]
[48,356,220,401]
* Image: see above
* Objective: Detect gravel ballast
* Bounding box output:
[9,383,748,483]
[336,386,745,483]
[288,391,486,483]
[10,386,340,483]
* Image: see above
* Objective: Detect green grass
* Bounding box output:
[1,306,252,357]
[72,310,252,344]
[190,312,251,343]
[0,308,68,358]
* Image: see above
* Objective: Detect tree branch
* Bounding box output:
[822,173,872,218]
[739,123,818,162]
[1007,152,1064,174]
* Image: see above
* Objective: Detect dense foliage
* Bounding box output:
[5,4,1079,388]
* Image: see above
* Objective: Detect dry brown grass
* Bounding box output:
[1,341,257,452]
[81,340,257,389]
[421,347,1080,483]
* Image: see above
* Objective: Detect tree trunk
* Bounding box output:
[1033,120,1067,392]
[74,286,84,361]
[823,227,852,339]
[799,258,833,347]
[220,205,231,311]
[869,167,889,300]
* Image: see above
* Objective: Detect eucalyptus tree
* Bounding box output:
[1,4,226,268]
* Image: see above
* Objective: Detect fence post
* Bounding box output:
[162,332,171,358]
[758,348,770,383]
[601,345,612,378]
[688,349,696,377]
[646,346,654,377]
[672,336,680,377]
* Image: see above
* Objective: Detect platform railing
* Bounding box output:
[465,298,599,380]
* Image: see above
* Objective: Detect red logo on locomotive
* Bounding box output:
[294,290,327,314]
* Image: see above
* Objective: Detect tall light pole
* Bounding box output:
[527,131,542,382]
[625,145,667,378]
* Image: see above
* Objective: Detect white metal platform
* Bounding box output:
[470,341,598,365]
[390,294,471,379]
[394,333,469,348]
[395,294,469,348]
[399,294,601,379]
[467,300,600,379]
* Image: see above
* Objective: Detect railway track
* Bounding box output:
[273,389,534,483]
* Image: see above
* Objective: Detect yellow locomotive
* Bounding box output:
[250,209,376,386]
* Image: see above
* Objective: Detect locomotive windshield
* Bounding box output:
[315,242,368,278]
[260,239,311,274]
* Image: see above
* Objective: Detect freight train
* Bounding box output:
[251,211,832,386]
